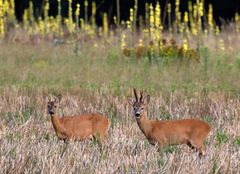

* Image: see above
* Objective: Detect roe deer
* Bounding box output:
[46,95,110,143]
[128,89,211,157]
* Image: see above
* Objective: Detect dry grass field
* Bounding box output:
[0,38,240,173]
[0,89,239,173]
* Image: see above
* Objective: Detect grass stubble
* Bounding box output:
[0,91,239,173]
[0,32,240,173]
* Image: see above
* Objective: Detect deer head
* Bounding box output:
[47,94,62,115]
[128,88,150,119]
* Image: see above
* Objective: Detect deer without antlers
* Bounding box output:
[128,89,211,157]
[46,95,110,143]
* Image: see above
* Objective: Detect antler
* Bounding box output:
[49,95,53,102]
[133,88,138,101]
[53,94,62,102]
[139,90,143,102]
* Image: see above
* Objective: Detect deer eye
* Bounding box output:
[54,106,57,108]
[141,107,144,110]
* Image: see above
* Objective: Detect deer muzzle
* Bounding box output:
[135,111,141,118]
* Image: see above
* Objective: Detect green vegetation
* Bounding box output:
[234,137,240,147]
[0,41,240,96]
[0,0,240,173]
[216,131,228,146]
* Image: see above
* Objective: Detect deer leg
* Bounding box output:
[197,144,206,157]
[186,141,195,150]
[189,140,206,157]
[98,133,105,144]
[93,132,103,144]
[97,125,109,144]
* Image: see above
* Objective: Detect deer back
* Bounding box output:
[60,113,109,139]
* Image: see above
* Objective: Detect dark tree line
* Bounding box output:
[14,0,240,26]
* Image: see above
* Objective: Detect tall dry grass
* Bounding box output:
[0,90,239,173]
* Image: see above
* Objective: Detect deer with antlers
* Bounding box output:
[46,95,110,143]
[128,88,211,157]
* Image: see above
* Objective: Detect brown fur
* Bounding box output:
[128,89,211,156]
[47,95,110,143]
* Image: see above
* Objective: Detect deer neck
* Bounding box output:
[136,112,152,138]
[50,114,65,135]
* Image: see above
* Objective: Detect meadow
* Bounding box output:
[0,0,240,173]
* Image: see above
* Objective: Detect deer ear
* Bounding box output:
[44,96,49,103]
[143,95,150,104]
[56,94,62,102]
[127,96,134,106]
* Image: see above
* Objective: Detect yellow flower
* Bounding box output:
[76,4,80,16]
[92,1,96,15]
[113,16,117,25]
[208,4,213,31]
[103,13,108,37]
[199,2,204,17]
[167,3,171,14]
[218,39,225,51]
[0,0,4,36]
[121,32,126,50]
[84,0,88,7]
[215,26,219,35]
[184,12,189,23]
[149,4,154,27]
[80,18,85,31]
[135,39,145,59]
[129,8,134,22]
[193,5,197,19]
[183,39,188,51]
[155,2,161,28]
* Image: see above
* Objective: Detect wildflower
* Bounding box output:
[121,32,126,50]
[135,39,145,59]
[103,13,108,37]
[183,39,188,51]
[208,4,213,31]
